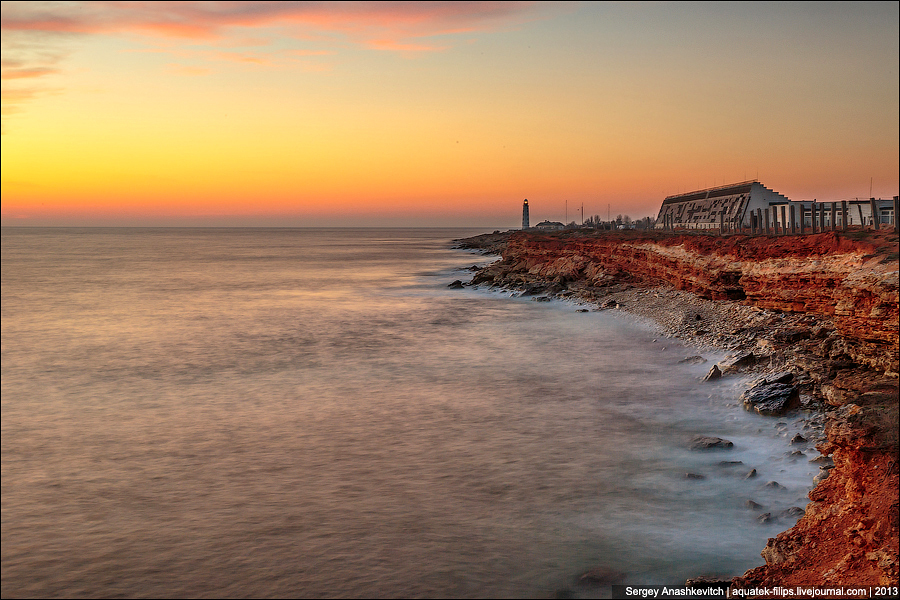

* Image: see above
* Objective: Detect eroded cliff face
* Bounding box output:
[462,228,899,587]
[471,230,899,374]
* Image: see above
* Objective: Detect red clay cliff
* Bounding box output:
[461,227,899,588]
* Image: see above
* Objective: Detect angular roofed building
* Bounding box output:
[655,181,791,229]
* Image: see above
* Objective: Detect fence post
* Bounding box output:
[894,196,900,233]
[870,198,879,230]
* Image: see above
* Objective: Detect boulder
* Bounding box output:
[703,365,723,381]
[741,379,800,416]
[746,500,764,510]
[690,436,734,450]
[447,280,464,289]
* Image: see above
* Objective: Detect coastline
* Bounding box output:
[453,228,899,589]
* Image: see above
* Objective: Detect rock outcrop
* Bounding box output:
[456,227,899,588]
[464,229,898,374]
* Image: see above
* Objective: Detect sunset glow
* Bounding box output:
[2,1,898,227]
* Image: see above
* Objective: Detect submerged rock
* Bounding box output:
[780,506,805,519]
[684,472,706,479]
[679,355,707,364]
[746,500,764,510]
[447,280,464,289]
[790,433,807,445]
[690,436,734,450]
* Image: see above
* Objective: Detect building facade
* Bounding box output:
[654,181,792,229]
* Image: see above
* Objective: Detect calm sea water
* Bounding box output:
[2,228,817,598]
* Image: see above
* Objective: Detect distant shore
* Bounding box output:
[453,228,899,588]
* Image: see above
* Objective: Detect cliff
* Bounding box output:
[458,228,899,588]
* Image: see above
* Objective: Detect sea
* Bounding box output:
[1,228,819,598]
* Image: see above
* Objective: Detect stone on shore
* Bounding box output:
[704,364,722,381]
[718,352,757,374]
[741,373,800,416]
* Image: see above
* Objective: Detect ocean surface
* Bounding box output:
[2,228,819,598]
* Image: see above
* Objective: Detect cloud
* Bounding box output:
[1,2,548,121]
[1,2,542,42]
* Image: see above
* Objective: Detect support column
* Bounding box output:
[870,198,879,230]
[764,208,770,235]
[841,201,848,231]
[790,205,796,234]
[830,202,837,231]
[820,202,826,232]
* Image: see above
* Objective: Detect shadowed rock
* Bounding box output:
[780,506,805,519]
[719,352,757,374]
[746,500,764,510]
[741,375,800,416]
[704,365,722,381]
[690,436,734,450]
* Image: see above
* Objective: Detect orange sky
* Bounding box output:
[2,1,898,227]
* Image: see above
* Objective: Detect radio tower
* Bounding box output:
[522,199,530,229]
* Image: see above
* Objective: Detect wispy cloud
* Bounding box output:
[1,1,546,122]
[1,2,542,41]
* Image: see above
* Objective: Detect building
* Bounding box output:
[522,199,530,229]
[654,181,791,230]
[655,180,898,231]
[534,220,565,231]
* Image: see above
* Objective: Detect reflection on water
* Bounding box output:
[1,228,816,598]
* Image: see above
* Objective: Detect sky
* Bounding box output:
[1,1,898,227]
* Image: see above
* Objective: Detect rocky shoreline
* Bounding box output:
[453,228,899,589]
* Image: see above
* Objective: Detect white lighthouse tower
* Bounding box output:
[522,199,530,229]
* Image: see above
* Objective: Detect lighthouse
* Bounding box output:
[522,199,530,229]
